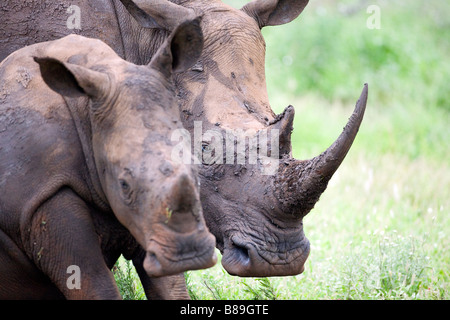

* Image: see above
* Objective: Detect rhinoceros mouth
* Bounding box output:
[221,234,310,277]
[143,231,217,277]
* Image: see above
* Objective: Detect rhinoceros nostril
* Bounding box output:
[231,239,250,266]
[143,251,162,277]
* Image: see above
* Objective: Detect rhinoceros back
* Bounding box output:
[0,0,124,62]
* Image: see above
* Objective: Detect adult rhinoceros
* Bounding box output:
[1,0,368,279]
[0,20,217,299]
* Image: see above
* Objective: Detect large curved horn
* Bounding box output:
[275,84,368,216]
[120,0,196,30]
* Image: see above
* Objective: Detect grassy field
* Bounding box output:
[114,0,449,300]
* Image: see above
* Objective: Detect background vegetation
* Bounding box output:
[114,0,449,300]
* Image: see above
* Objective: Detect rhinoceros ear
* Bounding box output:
[241,0,309,28]
[34,57,110,99]
[121,0,196,31]
[148,17,203,78]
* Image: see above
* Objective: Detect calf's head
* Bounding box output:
[34,20,217,277]
[123,0,368,276]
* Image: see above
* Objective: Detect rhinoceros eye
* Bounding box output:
[119,178,136,206]
[201,142,218,166]
[119,179,130,194]
[118,168,136,206]
[201,143,210,152]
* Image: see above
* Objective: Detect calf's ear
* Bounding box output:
[148,17,203,78]
[34,57,109,99]
[241,0,309,28]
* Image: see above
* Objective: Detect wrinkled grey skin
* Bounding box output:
[0,0,173,64]
[0,20,217,299]
[1,0,367,288]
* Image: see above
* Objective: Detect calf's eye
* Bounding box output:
[119,179,130,193]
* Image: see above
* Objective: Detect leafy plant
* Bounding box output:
[113,257,145,300]
[242,278,279,300]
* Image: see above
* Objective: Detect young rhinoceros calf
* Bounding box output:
[0,19,216,299]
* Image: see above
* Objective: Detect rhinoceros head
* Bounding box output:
[34,20,217,277]
[123,0,368,277]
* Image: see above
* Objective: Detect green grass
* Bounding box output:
[262,0,450,113]
[184,154,449,300]
[113,258,146,300]
[114,0,449,300]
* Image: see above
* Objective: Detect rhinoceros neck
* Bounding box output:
[62,96,110,212]
[112,0,169,65]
